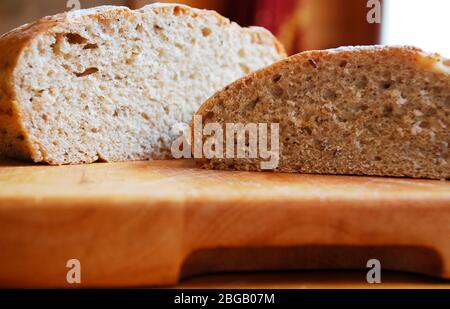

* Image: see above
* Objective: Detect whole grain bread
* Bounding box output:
[194,46,450,179]
[0,4,285,165]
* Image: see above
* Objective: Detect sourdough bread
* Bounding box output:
[194,46,450,179]
[0,4,285,164]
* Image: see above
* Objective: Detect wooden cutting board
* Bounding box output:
[0,159,449,287]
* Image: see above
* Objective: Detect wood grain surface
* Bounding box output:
[0,159,449,288]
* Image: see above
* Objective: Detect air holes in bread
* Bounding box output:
[52,33,98,54]
[322,89,337,101]
[202,27,212,37]
[135,24,144,32]
[308,59,318,68]
[270,85,284,97]
[83,43,98,50]
[356,76,369,89]
[381,81,392,89]
[65,33,87,44]
[246,97,260,111]
[74,67,98,77]
[239,63,251,74]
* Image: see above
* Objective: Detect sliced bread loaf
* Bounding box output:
[194,46,450,179]
[0,4,285,164]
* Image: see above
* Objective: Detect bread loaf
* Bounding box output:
[0,4,285,164]
[194,46,450,179]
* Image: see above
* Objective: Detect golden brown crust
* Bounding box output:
[0,17,60,161]
[0,4,285,163]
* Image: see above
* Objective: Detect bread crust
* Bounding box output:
[196,46,448,116]
[0,17,57,161]
[193,46,450,179]
[0,4,286,163]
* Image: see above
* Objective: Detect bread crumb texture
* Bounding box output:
[195,46,450,179]
[0,4,285,164]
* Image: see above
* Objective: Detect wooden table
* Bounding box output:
[0,159,449,288]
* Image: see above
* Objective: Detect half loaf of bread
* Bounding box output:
[194,46,450,179]
[0,4,285,164]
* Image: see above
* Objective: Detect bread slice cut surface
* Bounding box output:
[194,46,450,179]
[0,4,285,164]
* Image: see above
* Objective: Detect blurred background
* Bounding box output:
[0,0,448,56]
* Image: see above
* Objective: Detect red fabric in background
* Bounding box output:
[228,0,299,32]
[227,0,303,54]
[228,0,380,55]
[227,0,257,27]
[253,0,299,34]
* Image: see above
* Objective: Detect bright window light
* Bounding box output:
[382,0,450,57]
